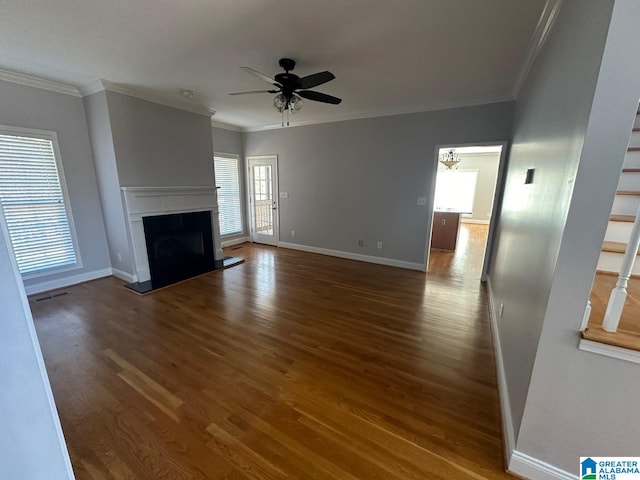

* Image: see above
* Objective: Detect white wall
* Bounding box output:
[437,152,500,223]
[488,0,640,474]
[244,102,514,265]
[0,80,111,293]
[0,206,74,479]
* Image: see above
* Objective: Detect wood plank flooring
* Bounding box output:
[31,241,511,479]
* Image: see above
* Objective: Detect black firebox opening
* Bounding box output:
[143,211,215,288]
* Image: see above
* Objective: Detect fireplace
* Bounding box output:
[143,211,215,288]
[120,186,243,294]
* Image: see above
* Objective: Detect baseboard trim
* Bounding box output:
[509,450,577,480]
[278,242,425,271]
[486,278,516,464]
[24,268,113,295]
[461,218,490,225]
[111,268,137,283]
[221,236,250,248]
[579,338,640,364]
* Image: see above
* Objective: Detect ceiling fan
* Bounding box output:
[230,58,342,125]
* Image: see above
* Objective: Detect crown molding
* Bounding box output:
[243,93,515,132]
[211,120,243,132]
[80,79,216,117]
[512,0,563,98]
[0,68,81,97]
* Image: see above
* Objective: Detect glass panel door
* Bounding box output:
[247,156,279,245]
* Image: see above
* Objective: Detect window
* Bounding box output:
[434,170,478,213]
[214,154,243,236]
[0,127,79,276]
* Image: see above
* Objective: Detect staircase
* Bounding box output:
[597,115,640,276]
[584,109,640,351]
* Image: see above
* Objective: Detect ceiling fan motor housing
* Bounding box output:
[278,58,296,72]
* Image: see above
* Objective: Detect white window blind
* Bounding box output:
[0,131,78,275]
[214,155,243,236]
[434,170,478,214]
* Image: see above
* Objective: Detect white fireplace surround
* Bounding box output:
[121,186,223,283]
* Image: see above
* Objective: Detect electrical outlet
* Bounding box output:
[291,230,296,237]
[358,240,364,247]
[377,241,383,249]
[417,197,426,206]
[499,303,505,318]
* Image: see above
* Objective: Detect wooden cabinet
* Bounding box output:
[431,212,460,251]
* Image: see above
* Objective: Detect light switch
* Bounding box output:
[279,192,289,198]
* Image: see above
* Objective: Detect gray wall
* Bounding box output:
[84,91,217,276]
[84,91,132,274]
[487,0,621,460]
[212,126,248,242]
[0,209,74,479]
[515,0,640,472]
[107,91,214,187]
[244,102,514,265]
[0,80,111,290]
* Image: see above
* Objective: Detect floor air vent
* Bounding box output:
[35,291,70,302]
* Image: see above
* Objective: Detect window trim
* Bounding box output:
[0,124,83,279]
[213,152,244,237]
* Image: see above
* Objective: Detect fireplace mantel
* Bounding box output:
[121,186,223,282]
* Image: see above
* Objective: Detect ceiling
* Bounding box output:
[0,0,548,130]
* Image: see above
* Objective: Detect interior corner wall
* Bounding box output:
[0,80,111,291]
[243,102,514,265]
[486,0,614,456]
[212,126,249,243]
[84,91,133,275]
[514,0,640,473]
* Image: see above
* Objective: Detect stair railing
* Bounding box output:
[602,203,640,332]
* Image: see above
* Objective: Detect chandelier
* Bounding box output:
[439,149,460,170]
[273,93,303,126]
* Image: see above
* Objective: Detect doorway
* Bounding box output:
[425,143,507,281]
[247,155,279,246]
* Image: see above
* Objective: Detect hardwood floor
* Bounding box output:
[31,242,511,479]
[429,223,489,279]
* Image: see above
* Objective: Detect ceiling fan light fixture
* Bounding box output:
[273,93,288,112]
[289,94,303,114]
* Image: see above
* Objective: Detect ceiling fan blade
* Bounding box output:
[298,90,342,105]
[298,71,335,90]
[229,90,277,96]
[240,67,280,86]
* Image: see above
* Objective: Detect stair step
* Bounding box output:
[602,241,640,255]
[597,251,640,275]
[617,190,640,196]
[610,214,636,223]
